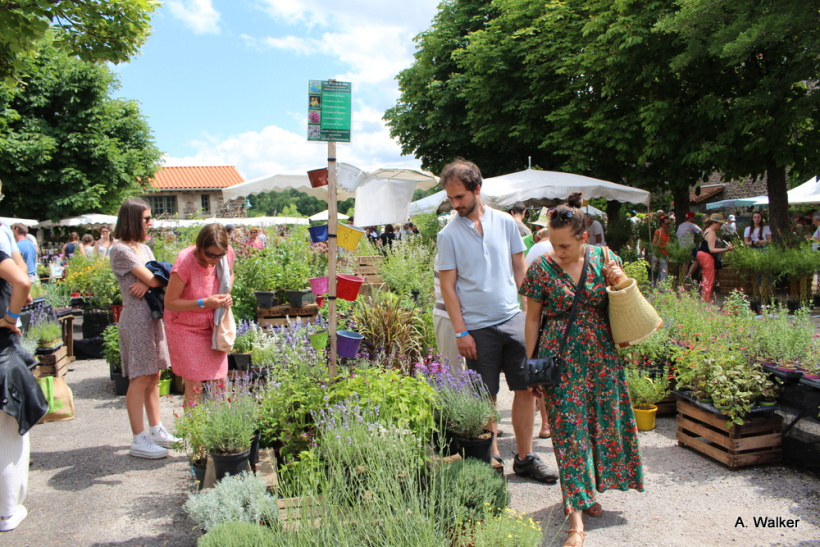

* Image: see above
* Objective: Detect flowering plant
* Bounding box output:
[232,320,264,354]
[417,361,500,439]
[64,253,120,307]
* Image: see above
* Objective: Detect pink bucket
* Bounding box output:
[309,276,329,295]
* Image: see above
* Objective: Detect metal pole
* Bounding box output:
[327,141,338,378]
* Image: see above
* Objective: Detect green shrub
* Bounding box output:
[434,459,508,526]
[101,324,120,372]
[184,473,279,532]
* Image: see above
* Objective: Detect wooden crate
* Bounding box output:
[257,304,320,328]
[655,393,677,417]
[35,345,69,378]
[675,399,782,469]
[355,256,383,266]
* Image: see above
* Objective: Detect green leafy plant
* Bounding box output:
[455,507,543,547]
[198,521,276,547]
[622,259,651,291]
[183,473,278,532]
[434,458,508,526]
[172,401,208,468]
[626,365,671,408]
[102,324,121,373]
[233,320,264,354]
[42,281,73,310]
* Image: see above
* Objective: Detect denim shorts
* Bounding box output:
[466,311,528,395]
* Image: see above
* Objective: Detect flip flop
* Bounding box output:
[539,427,551,439]
[582,502,602,518]
[492,454,504,465]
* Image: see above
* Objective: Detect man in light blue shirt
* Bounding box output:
[438,158,557,484]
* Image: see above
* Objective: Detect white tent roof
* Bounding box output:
[705,176,819,210]
[0,217,39,228]
[409,168,650,215]
[222,163,438,203]
[482,169,651,208]
[308,210,349,222]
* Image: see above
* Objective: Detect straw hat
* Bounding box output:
[606,279,664,348]
[707,213,726,224]
[530,207,550,227]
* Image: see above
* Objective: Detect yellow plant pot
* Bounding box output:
[633,404,658,431]
[337,224,364,251]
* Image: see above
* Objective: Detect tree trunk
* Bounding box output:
[673,185,691,224]
[766,161,789,242]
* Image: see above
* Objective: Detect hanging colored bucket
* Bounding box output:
[336,330,364,358]
[308,224,329,243]
[316,295,325,307]
[309,276,329,295]
[337,224,365,251]
[337,274,365,301]
[307,167,328,188]
[309,329,328,351]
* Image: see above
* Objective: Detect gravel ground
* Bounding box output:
[3,354,819,547]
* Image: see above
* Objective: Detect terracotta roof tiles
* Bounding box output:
[149,166,244,190]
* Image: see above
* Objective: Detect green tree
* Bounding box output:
[0,44,162,220]
[657,0,820,239]
[0,0,158,83]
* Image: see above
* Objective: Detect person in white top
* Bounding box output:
[743,212,772,248]
[810,212,820,251]
[585,216,606,246]
[721,214,738,238]
[525,227,553,268]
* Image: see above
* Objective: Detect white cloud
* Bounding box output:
[167,0,221,34]
[164,117,420,181]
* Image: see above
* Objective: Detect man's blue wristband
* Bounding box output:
[455,331,469,339]
[197,299,204,308]
[5,311,20,319]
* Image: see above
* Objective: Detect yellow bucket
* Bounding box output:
[633,404,658,431]
[337,224,365,251]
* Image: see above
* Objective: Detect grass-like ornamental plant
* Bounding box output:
[199,379,259,455]
[183,473,278,532]
[172,401,208,468]
[27,320,62,347]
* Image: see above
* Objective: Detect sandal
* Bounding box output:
[538,426,551,439]
[564,529,585,547]
[582,502,602,518]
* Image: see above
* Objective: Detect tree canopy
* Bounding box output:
[0,0,157,83]
[386,0,820,235]
[247,188,355,219]
[0,44,162,220]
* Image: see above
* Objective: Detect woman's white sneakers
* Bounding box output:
[0,505,27,532]
[130,431,168,459]
[149,424,181,448]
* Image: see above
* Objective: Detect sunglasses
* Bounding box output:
[549,210,575,223]
[142,216,152,222]
[204,250,227,259]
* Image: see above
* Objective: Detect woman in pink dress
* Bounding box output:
[164,224,234,406]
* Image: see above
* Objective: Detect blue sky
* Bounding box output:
[114,0,440,181]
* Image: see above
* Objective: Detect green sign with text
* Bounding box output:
[307,80,352,142]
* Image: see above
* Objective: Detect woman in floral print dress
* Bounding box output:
[520,193,644,547]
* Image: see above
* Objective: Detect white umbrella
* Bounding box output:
[308,210,349,222]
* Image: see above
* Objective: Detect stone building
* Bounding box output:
[689,173,770,213]
[143,166,247,219]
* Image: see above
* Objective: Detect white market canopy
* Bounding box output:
[308,210,349,222]
[409,168,650,215]
[0,217,39,228]
[222,163,438,204]
[705,176,819,210]
[37,213,119,228]
[151,216,308,229]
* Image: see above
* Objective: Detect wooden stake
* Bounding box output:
[327,141,338,378]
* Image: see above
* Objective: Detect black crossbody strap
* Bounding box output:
[533,247,590,358]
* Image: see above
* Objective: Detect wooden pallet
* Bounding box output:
[258,304,320,328]
[355,255,383,266]
[354,255,383,285]
[675,399,782,469]
[35,345,69,378]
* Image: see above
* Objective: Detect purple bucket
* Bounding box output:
[336,330,364,359]
[308,224,329,243]
[309,276,329,295]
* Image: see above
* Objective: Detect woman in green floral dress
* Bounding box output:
[520,193,644,547]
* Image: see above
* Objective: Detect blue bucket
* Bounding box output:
[308,224,329,243]
[336,330,364,358]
